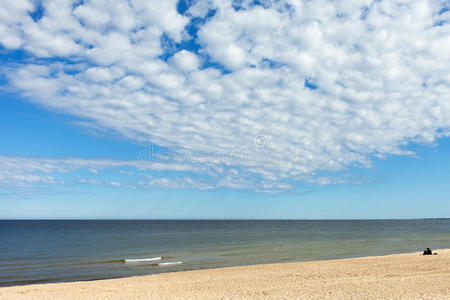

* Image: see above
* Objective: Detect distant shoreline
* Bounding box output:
[2,249,450,299]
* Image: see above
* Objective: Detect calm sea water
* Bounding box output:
[0,219,449,286]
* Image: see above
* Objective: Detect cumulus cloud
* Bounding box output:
[171,49,200,72]
[1,0,450,191]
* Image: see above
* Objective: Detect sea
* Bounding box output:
[1,219,449,286]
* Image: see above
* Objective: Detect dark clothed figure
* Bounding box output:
[423,248,432,255]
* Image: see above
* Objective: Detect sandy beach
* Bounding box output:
[1,249,449,299]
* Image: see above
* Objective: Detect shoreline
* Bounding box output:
[1,249,450,299]
[0,249,438,287]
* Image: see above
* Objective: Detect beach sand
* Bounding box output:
[1,249,449,299]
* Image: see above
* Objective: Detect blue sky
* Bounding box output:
[0,0,450,219]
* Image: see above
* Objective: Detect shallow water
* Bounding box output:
[1,219,449,286]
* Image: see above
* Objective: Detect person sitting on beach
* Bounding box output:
[423,248,432,255]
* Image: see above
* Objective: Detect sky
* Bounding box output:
[0,0,449,219]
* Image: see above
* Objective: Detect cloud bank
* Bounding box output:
[1,0,450,191]
[0,155,302,193]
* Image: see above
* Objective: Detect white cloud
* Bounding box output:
[109,181,121,187]
[1,0,450,192]
[83,66,124,83]
[171,50,200,72]
[187,0,211,18]
[0,155,300,193]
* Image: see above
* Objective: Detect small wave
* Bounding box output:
[155,261,183,267]
[123,257,162,263]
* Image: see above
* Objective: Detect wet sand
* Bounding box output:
[2,249,449,299]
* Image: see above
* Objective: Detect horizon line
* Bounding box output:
[1,218,449,221]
